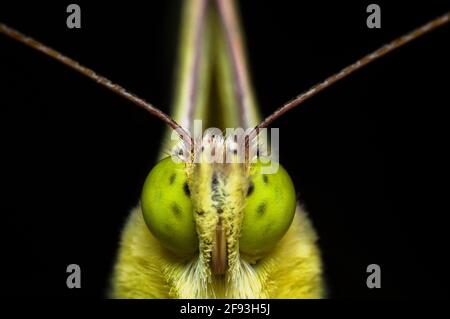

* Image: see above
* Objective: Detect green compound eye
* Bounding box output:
[141,157,198,257]
[240,160,297,258]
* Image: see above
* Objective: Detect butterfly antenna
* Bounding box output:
[0,23,192,145]
[254,12,449,133]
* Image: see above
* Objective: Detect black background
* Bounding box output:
[0,1,448,298]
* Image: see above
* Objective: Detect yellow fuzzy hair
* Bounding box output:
[110,204,325,298]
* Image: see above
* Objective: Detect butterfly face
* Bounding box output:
[141,152,297,275]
